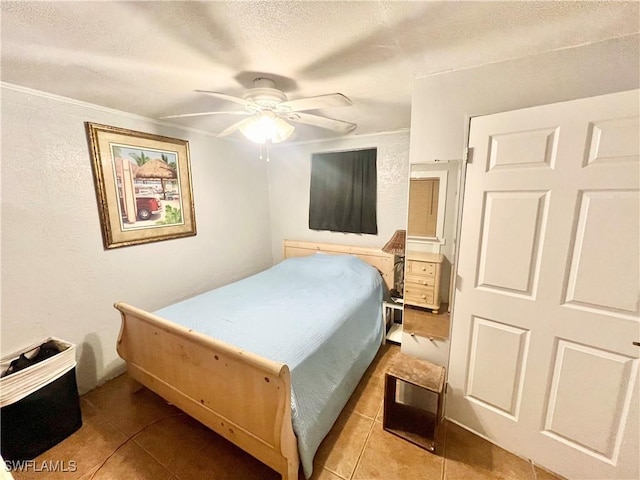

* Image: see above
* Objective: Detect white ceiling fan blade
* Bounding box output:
[160,111,250,119]
[286,112,356,134]
[217,116,256,137]
[195,90,257,108]
[279,93,352,112]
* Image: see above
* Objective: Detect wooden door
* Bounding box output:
[447,90,639,479]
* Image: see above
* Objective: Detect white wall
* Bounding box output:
[407,34,640,308]
[410,34,640,163]
[1,85,273,393]
[267,131,410,263]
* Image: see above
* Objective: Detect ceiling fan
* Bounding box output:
[161,78,357,144]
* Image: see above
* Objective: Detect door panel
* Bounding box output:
[466,317,530,419]
[477,191,548,297]
[586,116,639,165]
[488,126,558,171]
[564,190,639,317]
[447,90,640,479]
[543,340,638,463]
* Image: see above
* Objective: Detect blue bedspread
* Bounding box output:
[154,253,384,478]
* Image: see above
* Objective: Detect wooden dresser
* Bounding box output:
[404,251,444,313]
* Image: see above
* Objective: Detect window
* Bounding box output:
[408,178,439,237]
[406,169,448,241]
[309,148,377,234]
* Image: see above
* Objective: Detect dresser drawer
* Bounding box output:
[406,260,436,277]
[404,283,435,306]
[404,274,436,287]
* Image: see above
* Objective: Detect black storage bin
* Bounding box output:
[0,339,82,461]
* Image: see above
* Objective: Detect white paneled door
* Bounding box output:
[447,90,640,480]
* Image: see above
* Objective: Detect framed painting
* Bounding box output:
[86,123,196,249]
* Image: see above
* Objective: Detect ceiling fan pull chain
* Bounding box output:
[257,142,270,162]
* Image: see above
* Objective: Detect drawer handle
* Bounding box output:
[421,295,426,299]
[421,267,426,271]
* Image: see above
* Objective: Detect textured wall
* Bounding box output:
[1,85,273,393]
[407,35,640,306]
[267,131,410,263]
[409,35,640,163]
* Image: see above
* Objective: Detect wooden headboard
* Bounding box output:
[283,240,395,292]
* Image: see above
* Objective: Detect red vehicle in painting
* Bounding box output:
[119,192,163,221]
[134,194,163,220]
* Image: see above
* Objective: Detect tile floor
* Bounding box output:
[11,344,565,480]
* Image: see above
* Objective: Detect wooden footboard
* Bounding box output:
[114,302,299,480]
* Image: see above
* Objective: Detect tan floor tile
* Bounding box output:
[534,465,567,480]
[9,357,555,480]
[314,411,373,480]
[343,373,384,419]
[365,344,401,380]
[343,344,401,420]
[132,413,280,480]
[353,422,443,479]
[436,419,447,455]
[307,465,346,480]
[10,398,127,480]
[404,306,450,340]
[444,422,534,480]
[82,374,181,437]
[89,440,177,480]
[374,404,383,424]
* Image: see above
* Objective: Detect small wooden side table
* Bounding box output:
[383,353,445,453]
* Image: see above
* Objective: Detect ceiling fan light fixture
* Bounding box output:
[239,111,295,144]
[176,79,355,143]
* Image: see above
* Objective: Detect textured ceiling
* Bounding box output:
[2,1,638,143]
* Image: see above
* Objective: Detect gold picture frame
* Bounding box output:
[86,122,196,249]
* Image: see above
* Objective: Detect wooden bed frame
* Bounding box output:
[114,240,394,480]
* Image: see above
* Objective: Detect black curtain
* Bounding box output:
[309,148,377,234]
